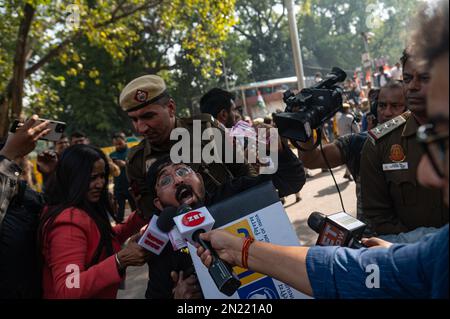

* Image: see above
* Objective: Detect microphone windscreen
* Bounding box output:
[157,206,178,232]
[307,211,327,233]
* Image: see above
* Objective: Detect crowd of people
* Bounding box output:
[0,0,448,299]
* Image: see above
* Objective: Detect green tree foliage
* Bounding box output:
[0,0,425,144]
[298,0,422,73]
[0,0,163,137]
[0,0,237,140]
[41,37,132,146]
[233,0,295,81]
[225,0,422,82]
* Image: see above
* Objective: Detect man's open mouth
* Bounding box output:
[176,185,195,204]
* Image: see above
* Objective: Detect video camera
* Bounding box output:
[273,67,347,142]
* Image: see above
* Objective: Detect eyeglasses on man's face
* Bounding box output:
[157,166,194,188]
[417,122,449,178]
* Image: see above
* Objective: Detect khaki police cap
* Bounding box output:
[119,75,168,112]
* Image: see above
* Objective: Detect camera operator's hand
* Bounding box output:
[37,150,58,175]
[116,233,151,268]
[196,230,244,268]
[0,115,50,161]
[293,135,315,151]
[253,122,283,152]
[171,270,202,299]
[361,237,393,249]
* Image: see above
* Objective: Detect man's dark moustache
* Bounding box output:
[175,184,194,201]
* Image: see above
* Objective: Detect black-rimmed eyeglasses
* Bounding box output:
[417,123,449,178]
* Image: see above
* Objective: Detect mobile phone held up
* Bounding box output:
[10,118,67,142]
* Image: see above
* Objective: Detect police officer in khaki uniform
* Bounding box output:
[360,51,448,239]
[119,75,252,217]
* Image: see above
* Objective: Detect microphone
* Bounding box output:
[173,205,241,296]
[157,206,178,232]
[157,206,187,250]
[308,211,367,249]
[137,215,170,255]
[157,204,204,232]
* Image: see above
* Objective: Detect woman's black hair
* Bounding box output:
[38,144,118,267]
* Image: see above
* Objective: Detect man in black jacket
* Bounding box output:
[0,116,50,298]
[144,141,305,298]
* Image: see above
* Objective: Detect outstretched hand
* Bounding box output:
[117,233,151,268]
[195,230,243,268]
[37,150,58,175]
[361,237,393,249]
[171,270,202,299]
[0,115,50,160]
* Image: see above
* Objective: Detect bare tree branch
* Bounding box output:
[233,25,257,41]
[25,0,162,78]
[273,4,286,32]
[25,36,76,77]
[94,0,162,28]
[0,0,165,137]
[111,0,128,19]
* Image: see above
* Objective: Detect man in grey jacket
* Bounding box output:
[0,116,50,229]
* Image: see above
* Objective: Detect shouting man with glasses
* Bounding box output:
[144,135,305,299]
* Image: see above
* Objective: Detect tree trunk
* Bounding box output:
[0,94,10,139]
[0,4,35,138]
[11,4,35,120]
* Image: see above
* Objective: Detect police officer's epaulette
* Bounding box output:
[191,113,216,123]
[368,111,411,145]
[184,113,226,130]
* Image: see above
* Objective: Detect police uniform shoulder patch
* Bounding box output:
[192,113,215,123]
[187,113,225,130]
[368,112,410,145]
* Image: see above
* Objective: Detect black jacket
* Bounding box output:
[0,180,44,298]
